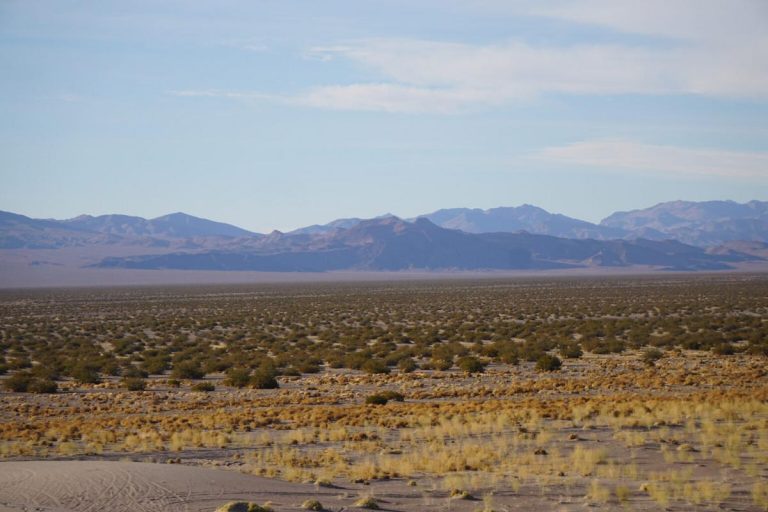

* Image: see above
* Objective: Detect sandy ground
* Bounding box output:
[0,461,346,512]
[0,459,648,512]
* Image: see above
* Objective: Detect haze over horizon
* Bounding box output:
[2,1,767,232]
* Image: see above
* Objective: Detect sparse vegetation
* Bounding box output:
[0,276,766,511]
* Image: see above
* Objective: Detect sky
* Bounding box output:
[1,0,767,233]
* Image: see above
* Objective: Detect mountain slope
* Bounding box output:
[0,210,117,249]
[96,217,754,272]
[414,205,626,239]
[63,212,256,239]
[601,200,768,246]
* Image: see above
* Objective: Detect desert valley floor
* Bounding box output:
[0,275,767,511]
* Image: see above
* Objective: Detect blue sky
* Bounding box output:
[1,0,767,232]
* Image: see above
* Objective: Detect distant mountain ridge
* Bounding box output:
[600,200,768,246]
[62,212,256,239]
[293,200,768,247]
[413,204,625,240]
[1,199,766,274]
[96,216,755,272]
[0,210,259,249]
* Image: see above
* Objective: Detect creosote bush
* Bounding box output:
[535,354,562,372]
[361,359,390,375]
[121,377,147,391]
[457,356,485,374]
[641,348,664,366]
[365,390,404,405]
[224,367,251,388]
[251,368,279,389]
[192,381,215,392]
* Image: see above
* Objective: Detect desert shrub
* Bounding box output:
[361,359,390,374]
[28,379,58,394]
[641,348,664,366]
[457,356,485,373]
[191,381,215,392]
[166,378,181,388]
[215,502,273,512]
[381,390,405,401]
[301,499,324,511]
[560,343,583,359]
[519,345,546,362]
[431,358,453,371]
[344,352,371,370]
[297,361,321,374]
[585,337,626,354]
[70,362,101,384]
[280,366,301,377]
[121,365,148,378]
[171,361,204,380]
[353,496,379,509]
[140,356,169,375]
[366,390,404,405]
[251,368,279,389]
[397,357,417,373]
[30,364,61,381]
[224,367,252,388]
[712,343,735,355]
[121,377,147,391]
[365,394,389,405]
[536,354,562,372]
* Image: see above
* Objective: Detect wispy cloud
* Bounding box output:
[173,1,768,113]
[534,140,768,179]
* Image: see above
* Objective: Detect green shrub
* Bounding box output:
[379,390,404,401]
[560,344,583,359]
[432,359,453,371]
[251,369,279,389]
[361,359,390,374]
[301,499,324,511]
[224,367,252,388]
[70,362,101,384]
[297,361,321,374]
[121,365,148,378]
[171,361,204,380]
[712,343,735,355]
[397,357,417,373]
[28,379,58,394]
[191,381,215,392]
[365,393,389,405]
[141,356,169,375]
[121,377,147,391]
[4,371,33,392]
[641,348,664,366]
[535,354,562,372]
[457,356,485,374]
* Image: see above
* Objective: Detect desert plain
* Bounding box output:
[0,275,766,511]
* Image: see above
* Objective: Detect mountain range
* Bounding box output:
[1,199,767,274]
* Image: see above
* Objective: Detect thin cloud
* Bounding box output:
[534,140,768,179]
[173,2,768,113]
[296,35,768,113]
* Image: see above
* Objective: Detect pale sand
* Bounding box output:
[0,461,524,512]
[0,461,334,512]
[0,459,614,512]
